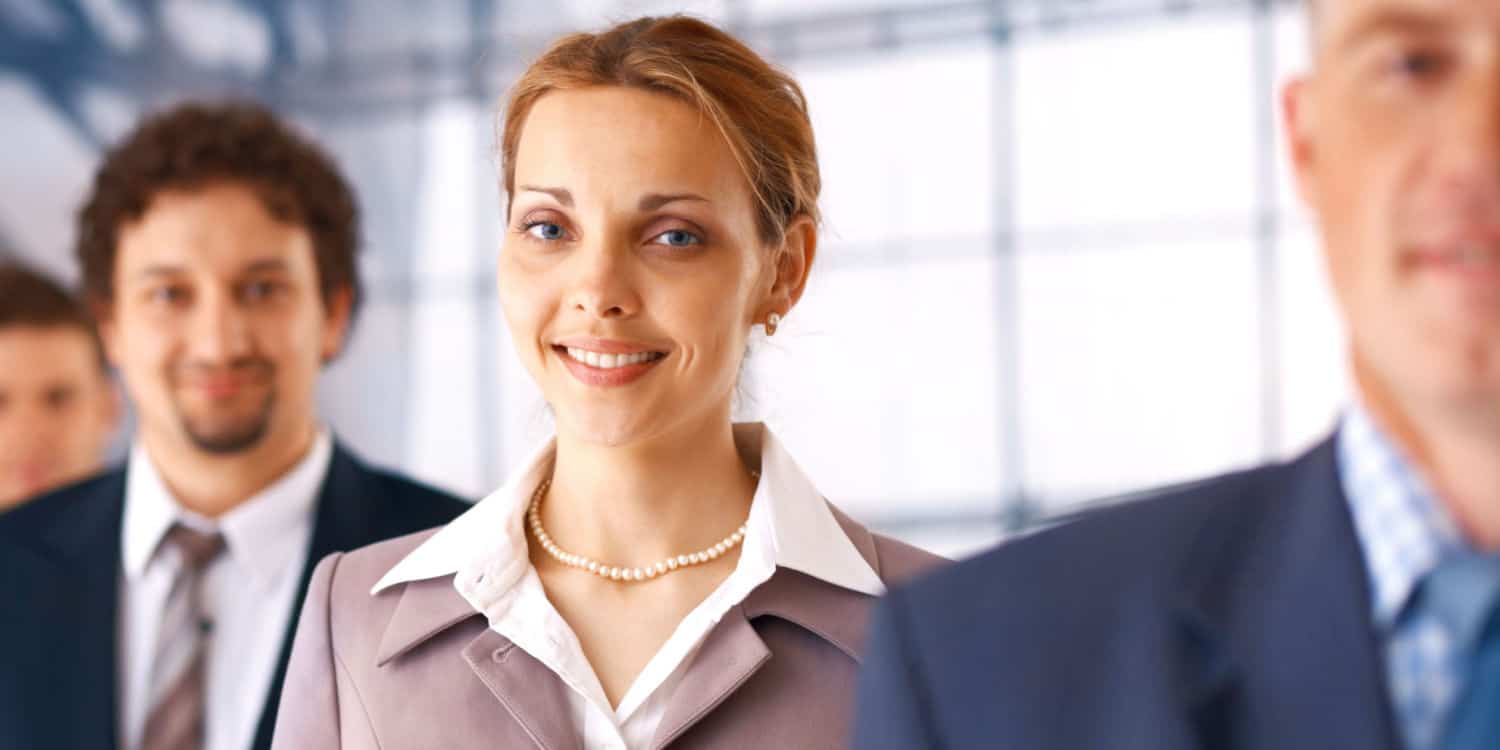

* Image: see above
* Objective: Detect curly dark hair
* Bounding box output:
[0,262,106,370]
[76,100,361,324]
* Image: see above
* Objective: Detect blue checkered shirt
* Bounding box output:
[1338,405,1476,750]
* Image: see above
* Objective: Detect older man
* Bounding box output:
[855,1,1500,748]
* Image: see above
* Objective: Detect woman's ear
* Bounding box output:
[767,215,818,314]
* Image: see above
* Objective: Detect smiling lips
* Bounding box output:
[555,342,667,387]
[1410,242,1500,286]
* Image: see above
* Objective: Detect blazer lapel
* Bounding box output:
[650,567,876,749]
[374,569,581,749]
[250,444,379,750]
[1171,437,1403,750]
[462,629,584,750]
[650,608,772,749]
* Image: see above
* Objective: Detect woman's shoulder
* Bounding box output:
[869,531,949,586]
[824,501,949,587]
[313,526,448,608]
[302,526,469,665]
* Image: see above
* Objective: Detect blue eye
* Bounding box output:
[526,222,566,241]
[653,229,701,247]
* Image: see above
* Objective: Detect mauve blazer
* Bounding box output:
[271,506,944,749]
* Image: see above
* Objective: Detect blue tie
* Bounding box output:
[1432,555,1500,750]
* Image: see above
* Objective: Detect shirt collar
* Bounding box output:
[122,430,333,588]
[1337,402,1467,629]
[372,422,884,598]
[747,423,885,596]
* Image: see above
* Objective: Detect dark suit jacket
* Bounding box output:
[853,436,1406,750]
[0,441,469,750]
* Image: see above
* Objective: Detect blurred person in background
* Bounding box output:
[0,102,468,750]
[854,0,1500,748]
[0,262,119,510]
[273,15,942,750]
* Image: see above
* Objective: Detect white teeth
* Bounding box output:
[563,347,661,369]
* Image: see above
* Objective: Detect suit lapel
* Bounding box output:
[73,512,122,750]
[250,444,377,750]
[1172,437,1402,750]
[16,471,127,750]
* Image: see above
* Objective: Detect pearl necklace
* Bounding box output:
[526,475,755,583]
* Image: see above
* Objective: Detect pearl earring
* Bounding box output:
[766,312,782,336]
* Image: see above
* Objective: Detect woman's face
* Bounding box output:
[499,85,790,447]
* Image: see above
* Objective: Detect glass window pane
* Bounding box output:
[1017,236,1264,512]
[794,46,997,251]
[1013,17,1257,231]
[1276,223,1348,455]
[748,255,1008,520]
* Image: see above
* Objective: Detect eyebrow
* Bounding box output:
[639,193,709,211]
[1327,7,1455,56]
[134,264,186,280]
[517,185,573,207]
[514,186,711,212]
[132,258,291,281]
[241,259,292,275]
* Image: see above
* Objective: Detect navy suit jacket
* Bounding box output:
[0,442,469,750]
[853,437,1406,749]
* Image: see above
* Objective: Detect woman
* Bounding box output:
[273,15,943,749]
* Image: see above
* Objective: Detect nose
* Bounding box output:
[1433,64,1500,203]
[186,287,253,362]
[566,240,641,320]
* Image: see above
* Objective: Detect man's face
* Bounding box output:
[101,182,349,460]
[0,325,116,509]
[1288,0,1500,418]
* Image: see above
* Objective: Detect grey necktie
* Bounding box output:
[141,523,225,750]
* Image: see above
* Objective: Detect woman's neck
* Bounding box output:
[541,417,758,567]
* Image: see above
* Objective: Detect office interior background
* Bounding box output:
[1,0,1332,556]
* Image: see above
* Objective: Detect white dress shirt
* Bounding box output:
[373,423,885,750]
[118,431,332,750]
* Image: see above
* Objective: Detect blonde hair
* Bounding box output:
[500,16,821,246]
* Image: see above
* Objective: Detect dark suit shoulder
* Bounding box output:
[0,470,120,530]
[0,469,124,556]
[857,439,1391,749]
[356,464,471,526]
[892,452,1305,637]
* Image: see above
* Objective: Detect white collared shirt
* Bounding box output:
[118,431,333,750]
[373,423,884,750]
